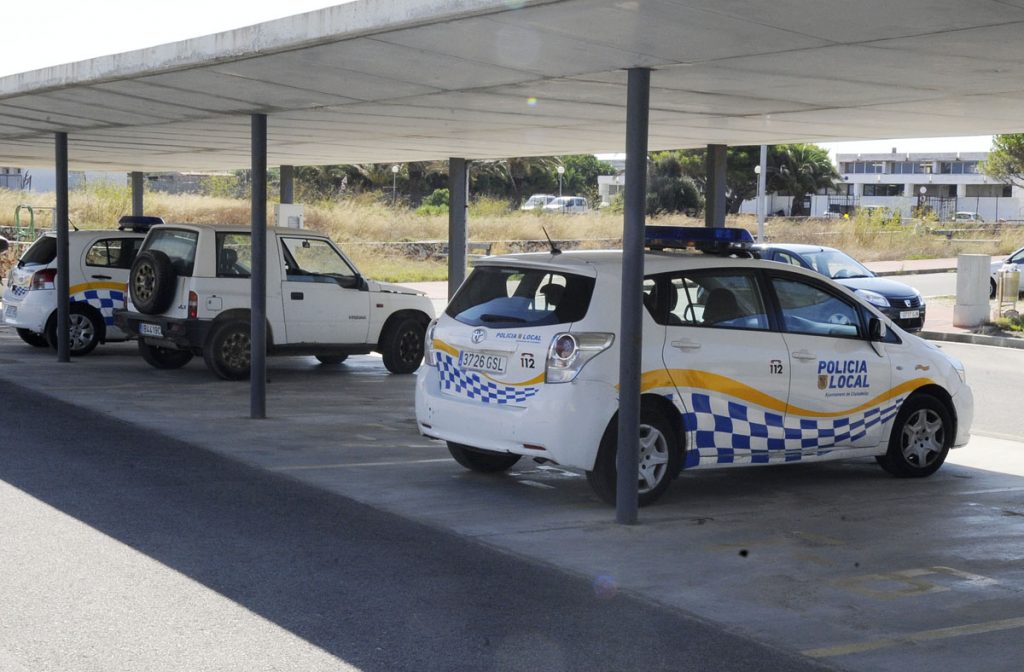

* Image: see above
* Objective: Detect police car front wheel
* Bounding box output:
[587,407,680,507]
[876,394,952,478]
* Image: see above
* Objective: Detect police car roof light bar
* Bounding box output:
[644,226,754,253]
[117,215,165,232]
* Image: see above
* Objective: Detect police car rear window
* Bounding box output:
[447,266,594,328]
[18,236,56,266]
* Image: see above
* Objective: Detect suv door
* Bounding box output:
[767,271,893,451]
[651,269,791,468]
[279,235,369,344]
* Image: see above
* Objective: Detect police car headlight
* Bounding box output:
[855,288,890,308]
[424,319,438,367]
[546,332,614,383]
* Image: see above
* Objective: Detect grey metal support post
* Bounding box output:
[250,114,268,419]
[55,132,70,362]
[448,157,468,300]
[280,165,294,204]
[616,67,650,525]
[131,171,144,216]
[757,145,767,241]
[705,144,727,228]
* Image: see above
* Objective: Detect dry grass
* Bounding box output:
[4,186,1024,282]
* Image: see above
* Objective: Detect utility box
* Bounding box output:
[953,254,991,327]
[274,203,304,229]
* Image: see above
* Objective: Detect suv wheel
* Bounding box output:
[204,320,252,380]
[16,328,49,348]
[380,316,426,374]
[138,341,194,369]
[130,250,177,314]
[45,305,102,356]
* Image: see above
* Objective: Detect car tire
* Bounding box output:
[138,340,194,369]
[447,442,521,473]
[587,405,680,507]
[130,250,177,315]
[315,354,348,365]
[203,320,252,380]
[875,393,951,478]
[380,316,426,374]
[16,328,49,348]
[990,278,997,300]
[45,304,102,356]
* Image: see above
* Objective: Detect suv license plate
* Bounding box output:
[459,351,508,375]
[899,310,920,319]
[139,323,163,337]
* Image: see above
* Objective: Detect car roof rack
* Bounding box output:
[117,215,165,232]
[645,225,754,255]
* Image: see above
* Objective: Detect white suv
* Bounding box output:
[416,227,973,506]
[115,223,434,379]
[2,218,153,355]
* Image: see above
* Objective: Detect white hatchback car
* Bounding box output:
[1,218,154,355]
[416,227,974,506]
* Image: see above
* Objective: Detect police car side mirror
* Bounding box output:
[869,317,887,341]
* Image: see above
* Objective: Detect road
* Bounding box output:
[939,341,1022,441]
[0,382,832,672]
[889,272,957,298]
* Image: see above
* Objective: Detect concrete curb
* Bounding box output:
[873,267,956,277]
[920,330,1024,349]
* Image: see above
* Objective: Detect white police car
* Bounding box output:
[415,227,974,506]
[1,217,157,355]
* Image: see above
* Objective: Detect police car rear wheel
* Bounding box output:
[447,442,521,473]
[16,328,48,348]
[876,394,951,478]
[138,341,194,369]
[45,305,102,356]
[587,407,679,507]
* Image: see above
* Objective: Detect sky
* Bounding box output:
[0,2,997,160]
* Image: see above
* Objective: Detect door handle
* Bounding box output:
[792,350,817,361]
[670,339,701,350]
[91,274,112,280]
[291,292,304,300]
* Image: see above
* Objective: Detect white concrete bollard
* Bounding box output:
[953,254,991,327]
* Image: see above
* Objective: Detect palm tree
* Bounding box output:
[472,156,561,206]
[768,144,839,216]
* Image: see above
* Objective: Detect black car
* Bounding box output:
[754,243,925,332]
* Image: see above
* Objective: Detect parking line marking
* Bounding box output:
[273,458,452,471]
[802,616,1024,658]
[518,480,556,489]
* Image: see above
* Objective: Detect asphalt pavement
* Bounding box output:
[0,381,835,672]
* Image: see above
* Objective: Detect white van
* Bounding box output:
[416,227,973,506]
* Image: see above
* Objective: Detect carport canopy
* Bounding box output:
[4,0,1023,523]
[2,0,1024,168]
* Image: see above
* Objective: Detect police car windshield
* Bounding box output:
[447,265,594,328]
[804,250,874,280]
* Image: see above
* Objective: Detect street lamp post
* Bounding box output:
[391,164,400,206]
[557,165,565,198]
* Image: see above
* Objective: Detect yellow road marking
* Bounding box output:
[802,616,1024,658]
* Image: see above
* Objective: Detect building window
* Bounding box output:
[863,184,902,197]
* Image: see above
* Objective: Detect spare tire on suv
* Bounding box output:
[130,250,177,314]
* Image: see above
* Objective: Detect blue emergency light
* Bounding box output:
[644,226,754,253]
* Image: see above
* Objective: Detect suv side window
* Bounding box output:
[85,237,143,269]
[280,236,356,282]
[215,232,251,278]
[771,275,862,339]
[647,271,769,331]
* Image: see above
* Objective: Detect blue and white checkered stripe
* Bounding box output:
[71,288,126,326]
[436,352,539,405]
[680,392,903,468]
[11,285,28,298]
